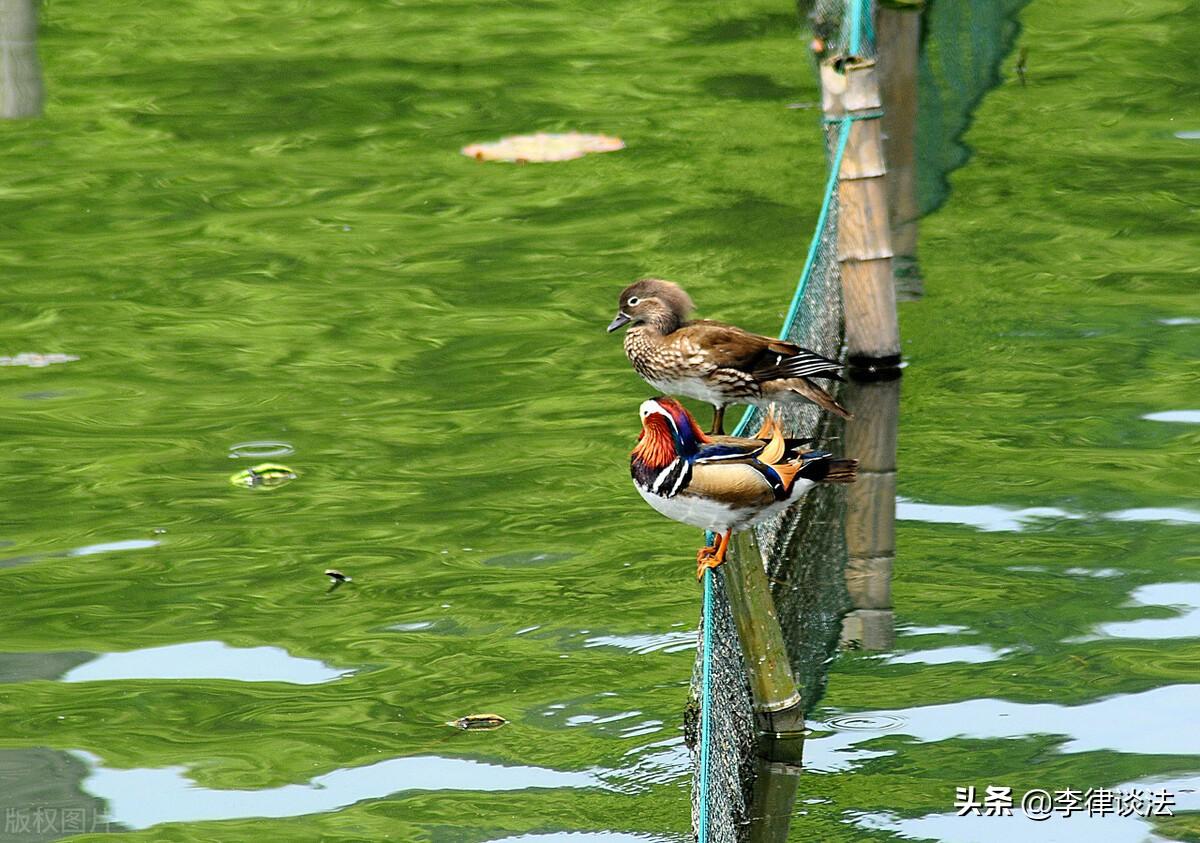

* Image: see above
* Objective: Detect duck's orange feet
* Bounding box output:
[695,530,732,580]
[695,545,719,580]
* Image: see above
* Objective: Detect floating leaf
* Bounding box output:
[446,713,508,731]
[229,463,298,489]
[462,132,624,163]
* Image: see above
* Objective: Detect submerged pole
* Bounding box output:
[0,0,43,118]
[821,57,902,375]
[723,530,806,735]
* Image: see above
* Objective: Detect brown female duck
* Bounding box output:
[607,279,850,434]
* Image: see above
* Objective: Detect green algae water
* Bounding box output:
[0,0,1197,840]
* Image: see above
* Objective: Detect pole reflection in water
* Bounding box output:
[841,375,899,652]
[877,3,923,299]
[744,755,804,843]
[1,0,44,119]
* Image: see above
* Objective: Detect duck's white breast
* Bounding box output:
[635,479,818,534]
[645,376,734,408]
[635,483,741,532]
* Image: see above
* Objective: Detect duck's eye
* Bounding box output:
[627,296,640,307]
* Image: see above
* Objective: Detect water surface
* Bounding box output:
[0,0,1196,840]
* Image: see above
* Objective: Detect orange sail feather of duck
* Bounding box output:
[753,410,787,465]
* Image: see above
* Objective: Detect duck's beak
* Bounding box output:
[607,311,632,333]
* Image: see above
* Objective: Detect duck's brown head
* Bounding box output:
[606,278,695,334]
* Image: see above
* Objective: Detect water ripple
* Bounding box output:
[1081,583,1200,642]
[487,834,678,843]
[61,641,351,685]
[68,539,160,558]
[825,714,907,732]
[897,498,1200,532]
[0,353,80,367]
[885,645,1013,666]
[74,751,607,830]
[1143,410,1200,424]
[583,631,698,655]
[228,441,295,458]
[808,685,1200,774]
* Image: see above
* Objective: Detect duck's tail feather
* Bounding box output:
[767,379,854,420]
[796,451,858,484]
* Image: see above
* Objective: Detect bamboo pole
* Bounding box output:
[822,58,901,373]
[723,530,806,735]
[875,3,923,299]
[839,376,898,650]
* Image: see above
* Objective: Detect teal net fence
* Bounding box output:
[686,0,1029,839]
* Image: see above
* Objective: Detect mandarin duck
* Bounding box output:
[631,397,857,579]
[607,278,851,434]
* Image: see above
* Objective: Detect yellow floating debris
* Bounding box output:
[229,463,298,489]
[446,713,508,731]
[462,132,624,163]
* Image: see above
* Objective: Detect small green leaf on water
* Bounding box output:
[446,713,507,731]
[229,463,298,489]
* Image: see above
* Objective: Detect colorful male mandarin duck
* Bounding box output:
[630,397,857,579]
[607,279,851,435]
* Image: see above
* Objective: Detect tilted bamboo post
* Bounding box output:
[0,0,44,119]
[722,530,806,735]
[876,3,924,300]
[821,58,902,374]
[840,376,898,650]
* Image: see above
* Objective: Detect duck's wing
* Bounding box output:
[709,433,815,452]
[695,412,792,464]
[691,418,790,500]
[749,342,844,383]
[693,439,766,463]
[674,321,776,372]
[679,321,843,382]
[705,411,813,462]
[686,460,782,508]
